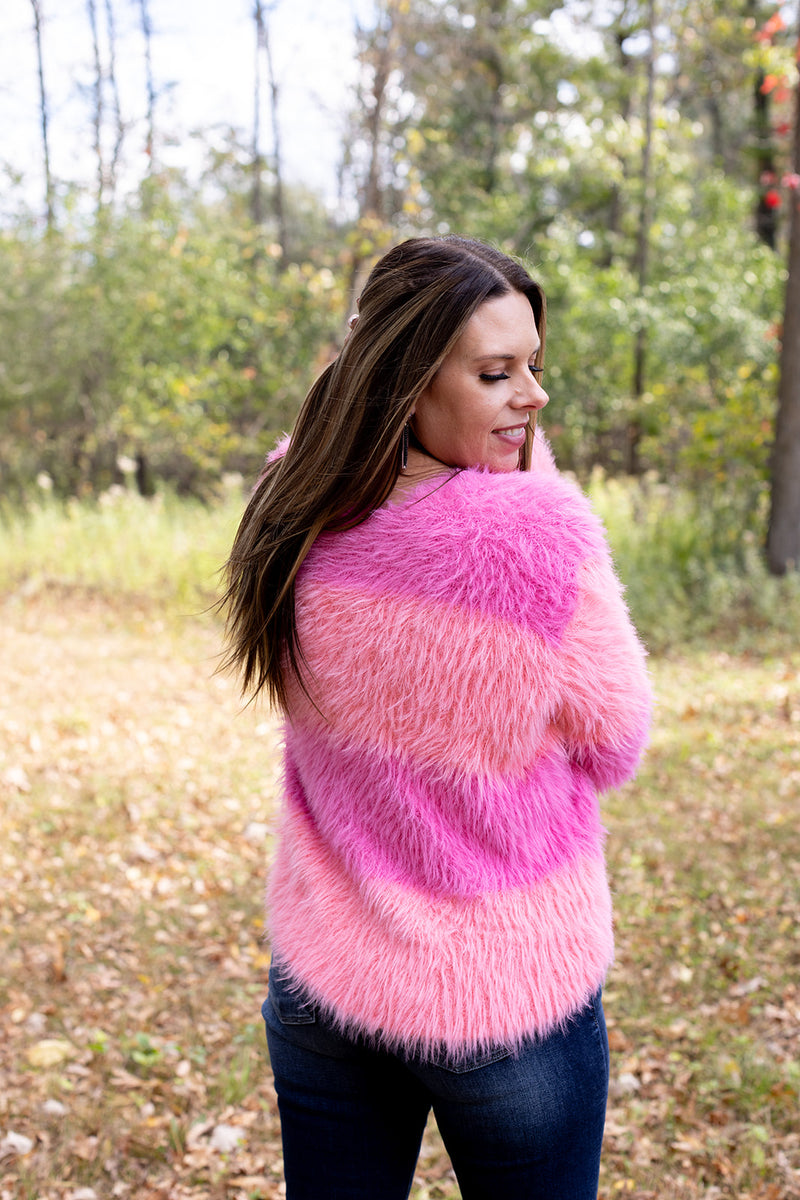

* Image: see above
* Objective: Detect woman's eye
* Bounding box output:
[479,372,509,383]
[529,365,544,377]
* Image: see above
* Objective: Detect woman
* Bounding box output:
[221,236,651,1199]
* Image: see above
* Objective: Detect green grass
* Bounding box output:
[587,472,800,652]
[0,484,244,612]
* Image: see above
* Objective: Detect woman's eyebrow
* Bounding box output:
[472,346,541,363]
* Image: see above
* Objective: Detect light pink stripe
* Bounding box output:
[292,583,560,779]
[269,804,614,1055]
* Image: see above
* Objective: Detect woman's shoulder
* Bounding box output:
[307,429,609,586]
[343,461,608,592]
[305,459,608,641]
[363,467,604,640]
[434,461,606,554]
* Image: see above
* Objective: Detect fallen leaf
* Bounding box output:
[26,1038,77,1067]
[0,1131,34,1158]
[210,1123,247,1153]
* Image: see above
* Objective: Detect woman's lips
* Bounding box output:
[493,422,528,446]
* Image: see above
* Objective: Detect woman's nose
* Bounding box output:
[516,375,549,409]
[531,377,549,409]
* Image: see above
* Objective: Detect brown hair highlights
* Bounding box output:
[219,236,546,708]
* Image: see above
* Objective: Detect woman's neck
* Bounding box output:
[385,447,458,504]
[403,445,455,479]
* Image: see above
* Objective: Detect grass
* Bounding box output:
[0,484,243,612]
[587,472,800,653]
[598,651,800,1197]
[0,486,799,1198]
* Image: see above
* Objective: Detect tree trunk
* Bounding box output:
[767,44,800,574]
[628,0,656,475]
[104,0,124,201]
[362,30,391,219]
[477,0,506,195]
[356,0,401,221]
[86,0,105,213]
[30,0,54,231]
[138,0,156,178]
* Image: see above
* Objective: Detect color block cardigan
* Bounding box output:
[268,446,651,1059]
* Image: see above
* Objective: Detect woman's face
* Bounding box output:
[411,289,549,473]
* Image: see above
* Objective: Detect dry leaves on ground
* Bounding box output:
[0,589,798,1198]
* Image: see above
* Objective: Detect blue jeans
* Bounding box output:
[263,962,609,1200]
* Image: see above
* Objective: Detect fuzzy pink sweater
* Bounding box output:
[268,451,651,1059]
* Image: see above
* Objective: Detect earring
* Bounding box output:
[400,423,409,472]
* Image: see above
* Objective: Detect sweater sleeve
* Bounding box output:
[554,548,652,792]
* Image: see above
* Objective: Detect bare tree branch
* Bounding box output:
[252,0,265,226]
[30,0,54,230]
[255,1,287,259]
[138,0,156,176]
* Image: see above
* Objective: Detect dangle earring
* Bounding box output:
[400,423,409,472]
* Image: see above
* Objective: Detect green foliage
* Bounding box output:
[588,471,800,651]
[537,244,641,469]
[0,175,347,500]
[394,0,571,231]
[538,172,784,483]
[1,0,796,560]
[127,1032,164,1072]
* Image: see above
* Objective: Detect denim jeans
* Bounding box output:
[263,962,609,1200]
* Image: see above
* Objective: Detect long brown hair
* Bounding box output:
[219,236,546,708]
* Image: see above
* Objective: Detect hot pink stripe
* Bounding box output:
[269,805,614,1055]
[300,470,607,643]
[284,724,603,897]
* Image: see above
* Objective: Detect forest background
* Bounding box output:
[2,0,800,603]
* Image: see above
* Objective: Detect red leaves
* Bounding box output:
[760,73,793,104]
[755,11,787,43]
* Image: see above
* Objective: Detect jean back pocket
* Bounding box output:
[268,959,317,1026]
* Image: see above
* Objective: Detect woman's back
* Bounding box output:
[270,464,650,1057]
